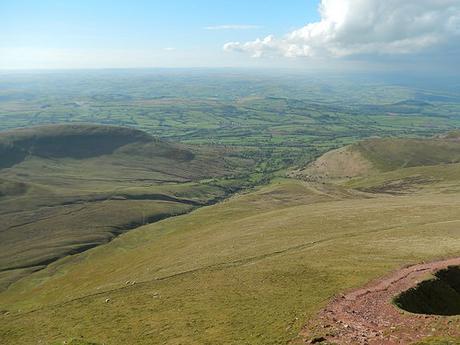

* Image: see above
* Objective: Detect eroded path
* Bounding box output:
[301,257,460,344]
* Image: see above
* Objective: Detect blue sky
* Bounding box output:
[1,1,458,71]
[0,0,320,69]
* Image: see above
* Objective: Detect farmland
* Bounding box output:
[1,71,460,345]
[1,71,460,170]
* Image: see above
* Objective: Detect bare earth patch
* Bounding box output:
[300,258,460,344]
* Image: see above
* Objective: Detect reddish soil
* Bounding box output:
[300,258,460,344]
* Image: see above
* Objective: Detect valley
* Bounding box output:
[1,126,460,344]
[3,1,460,344]
[0,124,255,290]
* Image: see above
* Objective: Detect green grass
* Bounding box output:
[0,124,256,290]
[51,340,102,345]
[1,175,460,344]
[1,72,460,344]
[3,133,460,344]
[1,71,460,173]
[355,137,460,172]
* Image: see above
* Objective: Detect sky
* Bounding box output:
[0,0,459,72]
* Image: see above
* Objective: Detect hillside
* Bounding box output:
[0,124,152,168]
[1,134,459,344]
[292,145,377,180]
[0,124,255,290]
[354,136,460,172]
[295,134,460,184]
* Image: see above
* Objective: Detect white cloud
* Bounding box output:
[163,47,176,51]
[205,24,262,31]
[224,0,460,58]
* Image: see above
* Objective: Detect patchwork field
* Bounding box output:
[2,71,460,173]
[1,72,460,344]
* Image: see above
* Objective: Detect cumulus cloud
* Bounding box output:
[224,0,460,58]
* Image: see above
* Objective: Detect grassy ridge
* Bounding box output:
[355,137,460,171]
[296,134,460,195]
[0,124,151,168]
[0,124,256,290]
[1,173,460,344]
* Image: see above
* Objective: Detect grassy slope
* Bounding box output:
[339,135,460,195]
[0,124,254,289]
[1,174,460,344]
[297,134,460,191]
[2,134,460,344]
[354,136,460,172]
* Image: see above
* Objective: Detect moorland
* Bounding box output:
[1,71,460,345]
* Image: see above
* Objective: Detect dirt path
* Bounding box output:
[300,257,460,344]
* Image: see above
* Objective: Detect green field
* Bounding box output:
[1,71,460,171]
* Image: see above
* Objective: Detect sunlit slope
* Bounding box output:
[355,135,460,172]
[1,174,460,344]
[342,134,460,194]
[0,124,254,289]
[293,144,377,180]
[291,132,460,188]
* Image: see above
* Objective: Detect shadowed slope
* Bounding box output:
[0,124,255,289]
[0,124,152,168]
[395,266,460,316]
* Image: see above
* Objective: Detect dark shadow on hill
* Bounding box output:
[394,266,460,316]
[0,124,153,168]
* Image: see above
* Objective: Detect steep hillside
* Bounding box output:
[1,134,460,345]
[0,124,255,289]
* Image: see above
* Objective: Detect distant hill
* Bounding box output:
[354,136,460,171]
[295,133,460,181]
[360,98,436,115]
[0,124,255,289]
[0,124,247,181]
[0,124,156,168]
